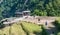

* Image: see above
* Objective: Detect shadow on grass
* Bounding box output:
[20,23,29,35]
[33,31,41,35]
[52,20,60,35]
[52,20,60,31]
[33,25,48,35]
[46,27,57,35]
[41,25,49,35]
[42,20,60,35]
[0,23,5,29]
[33,24,57,35]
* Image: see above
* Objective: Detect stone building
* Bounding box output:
[15,12,23,17]
[15,10,30,17]
[23,11,30,16]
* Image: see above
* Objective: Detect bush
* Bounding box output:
[0,23,5,29]
[53,20,60,31]
[41,25,48,35]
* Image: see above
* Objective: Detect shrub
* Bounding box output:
[41,25,48,35]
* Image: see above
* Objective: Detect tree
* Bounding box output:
[33,9,40,16]
[0,0,60,19]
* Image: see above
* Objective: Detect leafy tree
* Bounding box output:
[33,9,40,16]
[0,0,60,19]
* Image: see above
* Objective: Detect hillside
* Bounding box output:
[0,21,42,35]
[0,0,60,19]
[0,17,60,35]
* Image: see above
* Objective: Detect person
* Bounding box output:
[38,19,40,21]
[45,21,48,26]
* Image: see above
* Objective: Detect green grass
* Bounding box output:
[11,24,26,35]
[55,17,60,23]
[57,32,60,35]
[21,21,42,35]
[0,27,10,35]
[0,21,42,35]
[0,23,26,35]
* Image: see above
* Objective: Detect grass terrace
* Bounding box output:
[0,21,42,35]
[21,21,42,35]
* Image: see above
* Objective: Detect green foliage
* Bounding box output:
[0,0,60,19]
[32,9,47,16]
[0,22,5,28]
[41,25,48,35]
[53,18,60,35]
[57,32,60,35]
[0,21,42,35]
[33,9,40,16]
[54,18,60,31]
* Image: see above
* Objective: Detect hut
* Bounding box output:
[15,12,23,17]
[15,10,31,17]
[23,10,30,16]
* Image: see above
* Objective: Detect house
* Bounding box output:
[23,11,30,16]
[15,10,31,17]
[15,12,23,17]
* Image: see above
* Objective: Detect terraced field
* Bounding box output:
[0,21,42,35]
[0,24,26,35]
[0,27,10,35]
[21,21,42,35]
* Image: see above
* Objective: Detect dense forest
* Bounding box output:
[0,0,60,19]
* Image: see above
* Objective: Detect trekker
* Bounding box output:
[45,21,48,26]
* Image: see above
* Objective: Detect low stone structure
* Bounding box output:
[15,10,30,17]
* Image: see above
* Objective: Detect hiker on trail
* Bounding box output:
[38,19,40,23]
[45,21,48,26]
[38,19,40,21]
